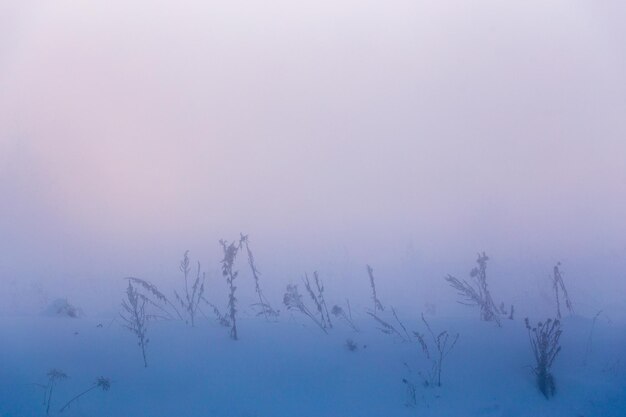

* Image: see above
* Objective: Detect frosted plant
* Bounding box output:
[364,265,410,341]
[444,252,502,325]
[331,300,358,332]
[43,369,67,416]
[220,239,240,340]
[174,250,206,327]
[120,281,149,367]
[125,277,182,321]
[239,234,279,320]
[413,313,459,387]
[366,264,385,312]
[127,251,232,327]
[367,307,410,343]
[59,377,111,413]
[200,297,231,327]
[391,307,411,340]
[525,318,562,399]
[303,271,332,329]
[126,251,210,326]
[552,262,573,319]
[283,283,327,333]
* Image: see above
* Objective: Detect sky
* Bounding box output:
[1,0,626,316]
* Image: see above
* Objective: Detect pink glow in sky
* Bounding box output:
[1,1,626,314]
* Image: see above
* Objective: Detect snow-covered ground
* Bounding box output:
[1,312,624,417]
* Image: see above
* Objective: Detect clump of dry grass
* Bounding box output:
[525,317,562,399]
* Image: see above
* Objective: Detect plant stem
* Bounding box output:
[59,385,98,413]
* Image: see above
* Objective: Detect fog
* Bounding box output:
[1,0,626,317]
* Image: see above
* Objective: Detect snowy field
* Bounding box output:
[1,313,624,417]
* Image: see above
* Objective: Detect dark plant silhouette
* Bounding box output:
[240,234,279,320]
[367,264,385,312]
[174,250,206,327]
[525,318,562,399]
[445,252,502,325]
[332,300,358,332]
[120,281,149,367]
[200,297,231,327]
[413,313,459,387]
[303,271,332,329]
[552,262,573,319]
[126,251,208,326]
[283,283,327,333]
[43,369,67,416]
[367,308,410,343]
[59,377,111,413]
[124,277,182,321]
[220,239,240,340]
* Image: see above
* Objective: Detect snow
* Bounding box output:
[1,313,624,417]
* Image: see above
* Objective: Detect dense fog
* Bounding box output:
[1,0,626,319]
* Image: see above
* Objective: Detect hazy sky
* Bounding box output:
[1,1,625,315]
